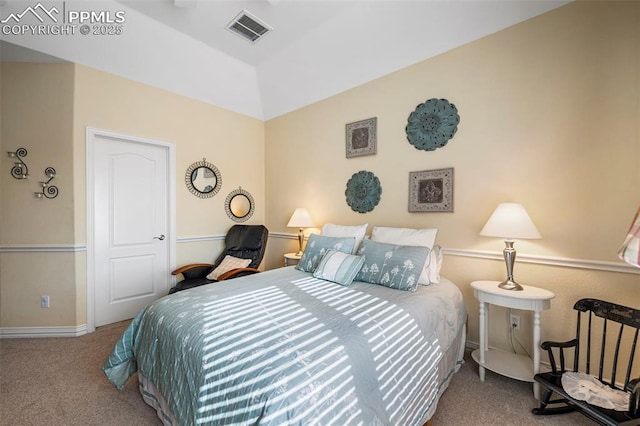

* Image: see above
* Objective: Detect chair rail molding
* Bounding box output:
[271,234,640,275]
[0,244,86,252]
[444,247,639,275]
[177,234,225,244]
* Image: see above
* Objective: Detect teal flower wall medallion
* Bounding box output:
[406,98,460,151]
[345,170,382,213]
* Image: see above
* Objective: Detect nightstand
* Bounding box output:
[284,252,302,267]
[470,280,555,399]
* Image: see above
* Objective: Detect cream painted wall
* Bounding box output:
[264,1,640,356]
[1,63,265,328]
[0,63,76,327]
[1,63,75,244]
[72,65,265,326]
[72,64,266,242]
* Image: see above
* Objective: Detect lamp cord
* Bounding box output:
[508,309,532,359]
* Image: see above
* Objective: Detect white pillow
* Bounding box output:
[370,226,440,284]
[321,223,368,254]
[206,255,251,280]
[370,226,438,248]
[427,245,443,284]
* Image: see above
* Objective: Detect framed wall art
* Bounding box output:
[346,117,377,158]
[408,168,454,213]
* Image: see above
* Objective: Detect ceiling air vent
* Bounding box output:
[226,10,272,43]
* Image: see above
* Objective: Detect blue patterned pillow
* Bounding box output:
[313,250,364,286]
[355,239,429,292]
[296,234,356,273]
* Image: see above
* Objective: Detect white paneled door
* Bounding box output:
[87,129,174,329]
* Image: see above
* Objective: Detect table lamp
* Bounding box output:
[480,203,542,291]
[287,208,315,255]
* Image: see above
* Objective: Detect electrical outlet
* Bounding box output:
[510,313,520,330]
[41,295,50,308]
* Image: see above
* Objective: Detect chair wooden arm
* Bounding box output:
[540,338,578,350]
[171,263,214,277]
[540,338,578,375]
[217,268,260,281]
[628,377,640,418]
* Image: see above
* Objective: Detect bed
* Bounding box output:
[104,265,466,425]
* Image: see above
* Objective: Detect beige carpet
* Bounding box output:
[0,320,592,425]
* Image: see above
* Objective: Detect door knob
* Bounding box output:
[154,234,165,241]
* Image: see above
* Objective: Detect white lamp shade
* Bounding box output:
[480,203,542,240]
[287,208,315,228]
[618,206,640,267]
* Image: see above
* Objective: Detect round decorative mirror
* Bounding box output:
[225,187,255,222]
[185,158,222,199]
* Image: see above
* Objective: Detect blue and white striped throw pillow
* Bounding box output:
[313,250,364,286]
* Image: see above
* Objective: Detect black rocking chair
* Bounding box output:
[532,298,640,426]
[168,224,268,294]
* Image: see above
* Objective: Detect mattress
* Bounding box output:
[103,266,467,425]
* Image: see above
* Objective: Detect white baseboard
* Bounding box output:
[0,324,88,338]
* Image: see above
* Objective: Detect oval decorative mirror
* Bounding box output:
[225,187,255,222]
[185,158,222,199]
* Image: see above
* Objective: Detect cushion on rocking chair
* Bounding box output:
[562,372,630,412]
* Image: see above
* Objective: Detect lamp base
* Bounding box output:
[296,228,304,256]
[498,279,524,291]
[499,240,524,291]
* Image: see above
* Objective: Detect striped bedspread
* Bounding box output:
[103,267,466,425]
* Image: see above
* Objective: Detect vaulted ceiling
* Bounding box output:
[0,0,569,120]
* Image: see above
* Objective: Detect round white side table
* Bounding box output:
[470,280,554,399]
[284,252,302,267]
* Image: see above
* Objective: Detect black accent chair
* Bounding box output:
[169,225,268,294]
[532,298,640,426]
